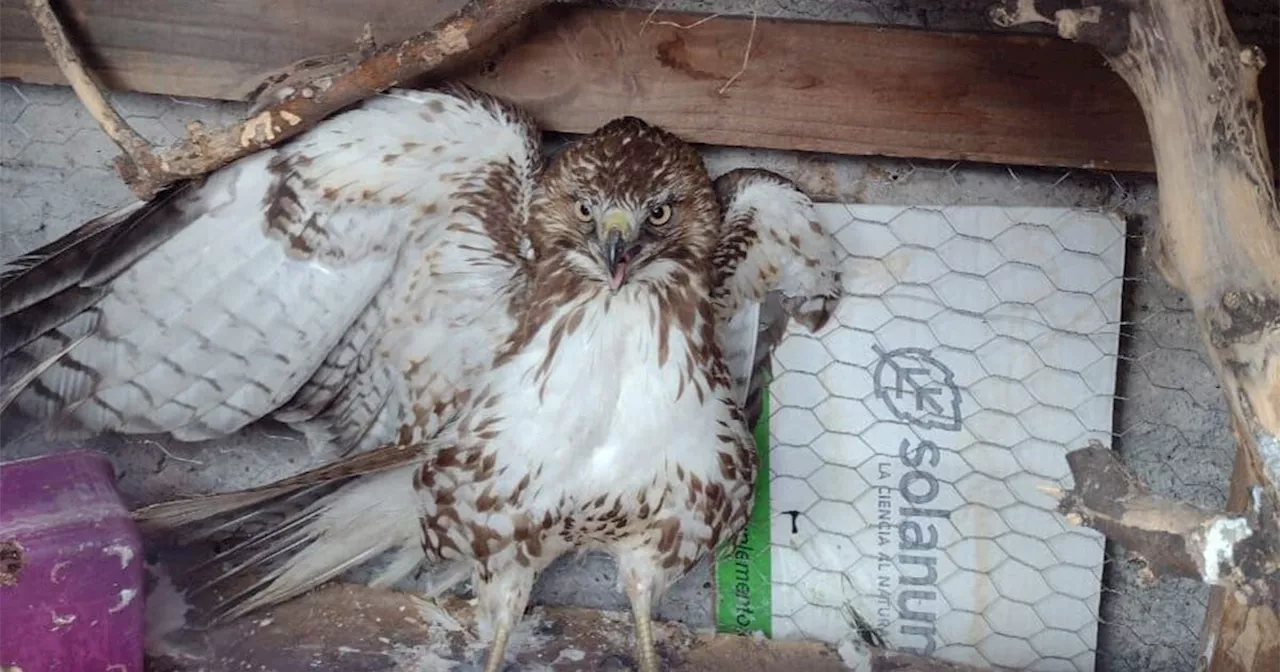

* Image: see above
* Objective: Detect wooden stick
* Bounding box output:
[1056,442,1274,592]
[24,0,166,192]
[23,0,556,200]
[990,1,1280,670]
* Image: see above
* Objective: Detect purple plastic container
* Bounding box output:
[0,450,145,671]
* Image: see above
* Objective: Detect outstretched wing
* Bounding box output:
[267,86,541,453]
[1,85,540,451]
[711,168,843,425]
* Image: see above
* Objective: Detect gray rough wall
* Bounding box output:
[2,0,1276,669]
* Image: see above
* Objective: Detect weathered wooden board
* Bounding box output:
[0,0,471,100]
[465,6,1164,172]
[1,2,1276,172]
[143,581,987,671]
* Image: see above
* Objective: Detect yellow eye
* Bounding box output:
[649,204,672,226]
[574,201,593,222]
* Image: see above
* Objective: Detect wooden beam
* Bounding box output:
[144,581,991,671]
[0,0,471,99]
[7,2,1269,173]
[460,5,1175,173]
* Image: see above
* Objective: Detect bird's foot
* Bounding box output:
[480,621,511,672]
[626,581,661,672]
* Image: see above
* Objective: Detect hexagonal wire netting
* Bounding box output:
[761,204,1120,664]
[0,68,1233,672]
[748,199,1224,671]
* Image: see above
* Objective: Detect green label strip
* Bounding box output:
[715,379,772,636]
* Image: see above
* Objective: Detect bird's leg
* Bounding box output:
[474,565,536,672]
[482,625,511,672]
[624,578,661,672]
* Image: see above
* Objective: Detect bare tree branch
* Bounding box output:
[24,0,166,191]
[25,0,556,200]
[1057,442,1276,595]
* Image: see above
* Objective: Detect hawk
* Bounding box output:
[0,84,842,670]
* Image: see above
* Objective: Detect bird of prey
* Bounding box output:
[0,84,842,670]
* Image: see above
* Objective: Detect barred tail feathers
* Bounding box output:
[206,463,428,621]
[134,443,456,622]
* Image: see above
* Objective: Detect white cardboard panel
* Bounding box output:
[768,205,1123,672]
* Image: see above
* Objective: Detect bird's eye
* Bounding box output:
[649,204,673,226]
[574,201,593,222]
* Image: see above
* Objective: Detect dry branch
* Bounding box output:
[990,1,1280,669]
[1057,442,1276,594]
[24,0,555,200]
[24,0,167,192]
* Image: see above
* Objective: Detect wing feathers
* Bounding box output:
[1,287,104,358]
[1,185,196,319]
[712,168,844,416]
[1,84,541,452]
[712,168,842,331]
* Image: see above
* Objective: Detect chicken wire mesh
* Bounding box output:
[0,76,1235,672]
[737,202,1122,671]
[709,197,1231,671]
[700,146,1232,671]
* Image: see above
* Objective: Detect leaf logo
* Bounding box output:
[872,345,963,431]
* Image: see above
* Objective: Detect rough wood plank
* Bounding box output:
[0,0,471,100]
[143,582,987,671]
[458,5,1165,171]
[1,1,1226,173]
[463,7,1269,175]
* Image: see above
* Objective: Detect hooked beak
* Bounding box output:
[599,209,632,291]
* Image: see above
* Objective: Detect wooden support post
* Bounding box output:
[990,1,1280,670]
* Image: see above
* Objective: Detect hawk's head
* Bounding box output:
[531,117,719,292]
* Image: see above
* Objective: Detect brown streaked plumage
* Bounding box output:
[5,84,843,671]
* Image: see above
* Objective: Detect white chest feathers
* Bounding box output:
[487,290,732,504]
